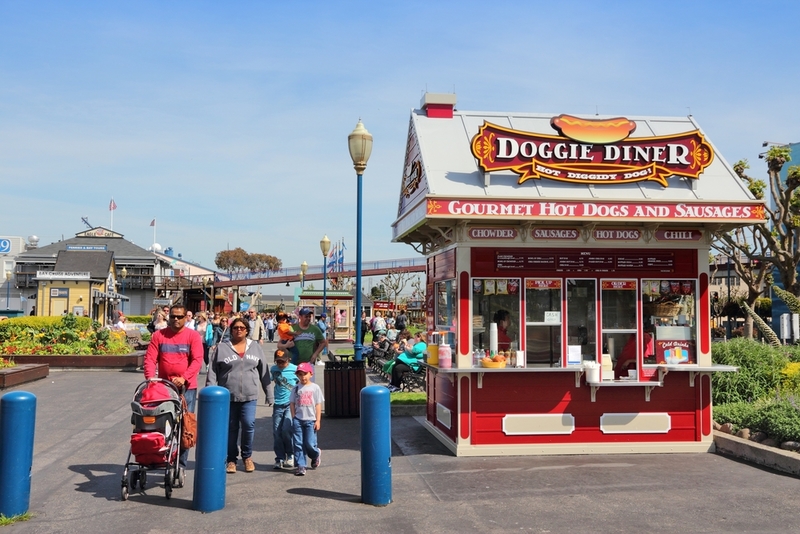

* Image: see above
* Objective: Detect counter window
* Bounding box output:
[600,280,639,379]
[435,280,457,345]
[472,278,520,352]
[643,279,696,365]
[525,279,562,367]
[566,279,596,364]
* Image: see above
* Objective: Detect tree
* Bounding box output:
[713,145,800,337]
[215,248,282,273]
[379,269,416,306]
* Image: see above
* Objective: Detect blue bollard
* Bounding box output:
[0,391,37,518]
[360,385,391,506]
[192,386,229,513]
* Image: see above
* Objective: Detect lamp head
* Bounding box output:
[320,235,331,256]
[120,267,128,279]
[300,261,308,275]
[348,120,373,174]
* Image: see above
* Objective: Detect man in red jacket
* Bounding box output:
[144,304,203,469]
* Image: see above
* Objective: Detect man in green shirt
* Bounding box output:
[277,308,327,366]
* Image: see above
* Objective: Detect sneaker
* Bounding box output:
[274,460,284,470]
[284,456,295,468]
[311,449,321,469]
[295,466,306,476]
[226,461,236,474]
[243,458,255,473]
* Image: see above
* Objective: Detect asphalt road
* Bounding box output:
[3,367,799,534]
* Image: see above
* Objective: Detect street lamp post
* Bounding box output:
[120,267,127,314]
[320,235,331,320]
[5,271,11,309]
[300,261,308,289]
[348,120,373,361]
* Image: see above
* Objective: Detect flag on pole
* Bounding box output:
[338,245,344,269]
[109,198,117,211]
[341,239,347,250]
[150,219,156,226]
[328,243,337,273]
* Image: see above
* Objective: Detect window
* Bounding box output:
[525,279,562,367]
[566,279,597,363]
[471,278,520,352]
[642,279,696,365]
[435,279,457,346]
[600,280,638,378]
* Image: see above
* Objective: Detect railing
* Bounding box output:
[218,257,427,282]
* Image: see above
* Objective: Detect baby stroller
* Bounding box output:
[121,379,185,500]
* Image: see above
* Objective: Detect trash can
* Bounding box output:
[324,360,366,417]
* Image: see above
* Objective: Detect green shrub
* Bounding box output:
[711,338,789,404]
[125,315,151,324]
[713,401,759,431]
[740,396,800,443]
[780,362,800,396]
[0,315,92,339]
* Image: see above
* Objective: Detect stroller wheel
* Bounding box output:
[173,466,185,488]
[164,472,172,499]
[139,470,147,490]
[121,477,130,501]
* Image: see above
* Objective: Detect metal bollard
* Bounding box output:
[192,386,229,513]
[360,385,391,506]
[0,391,37,518]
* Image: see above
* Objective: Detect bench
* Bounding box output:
[400,367,426,392]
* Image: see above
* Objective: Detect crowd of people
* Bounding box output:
[143,304,415,478]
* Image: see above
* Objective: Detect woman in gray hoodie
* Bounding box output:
[207,317,271,474]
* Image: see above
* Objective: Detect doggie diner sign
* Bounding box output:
[470,114,715,187]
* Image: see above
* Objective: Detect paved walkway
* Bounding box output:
[3,352,800,532]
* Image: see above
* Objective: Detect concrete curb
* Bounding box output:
[713,430,800,476]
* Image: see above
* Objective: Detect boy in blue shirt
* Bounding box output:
[270,349,298,470]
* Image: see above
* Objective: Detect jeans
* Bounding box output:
[272,404,293,462]
[228,399,257,463]
[179,388,197,468]
[292,418,319,468]
[267,328,275,342]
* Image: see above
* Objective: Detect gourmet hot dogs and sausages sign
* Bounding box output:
[471,114,714,187]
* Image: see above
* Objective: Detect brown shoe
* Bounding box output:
[243,458,255,473]
[226,461,236,474]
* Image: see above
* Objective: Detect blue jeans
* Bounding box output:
[179,388,196,468]
[272,404,293,462]
[292,418,319,468]
[228,400,257,463]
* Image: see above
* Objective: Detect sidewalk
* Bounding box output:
[4,366,800,533]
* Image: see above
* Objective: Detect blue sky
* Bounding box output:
[2,1,799,276]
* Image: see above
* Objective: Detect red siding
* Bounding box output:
[468,372,700,445]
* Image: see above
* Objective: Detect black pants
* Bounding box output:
[391,361,412,388]
[267,328,275,342]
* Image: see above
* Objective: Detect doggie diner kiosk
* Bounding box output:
[392,93,760,456]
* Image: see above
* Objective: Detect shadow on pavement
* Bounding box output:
[286,487,361,503]
[69,462,193,509]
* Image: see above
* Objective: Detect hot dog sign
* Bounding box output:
[470,114,714,187]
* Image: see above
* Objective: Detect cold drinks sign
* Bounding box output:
[470,114,715,187]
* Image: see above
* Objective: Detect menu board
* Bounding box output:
[496,251,674,273]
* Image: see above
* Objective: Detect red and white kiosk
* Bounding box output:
[393,94,764,456]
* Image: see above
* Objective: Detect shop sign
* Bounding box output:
[655,229,702,241]
[427,199,766,222]
[36,271,91,280]
[373,301,396,311]
[601,280,637,290]
[66,245,108,251]
[50,288,68,297]
[655,339,696,365]
[525,279,561,289]
[530,228,578,240]
[469,227,517,239]
[470,114,714,187]
[75,228,122,238]
[593,229,640,241]
[0,239,10,253]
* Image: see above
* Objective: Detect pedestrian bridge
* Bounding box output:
[213,257,426,288]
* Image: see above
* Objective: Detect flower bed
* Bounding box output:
[0,314,134,356]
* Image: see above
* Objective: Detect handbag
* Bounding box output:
[180,395,197,450]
